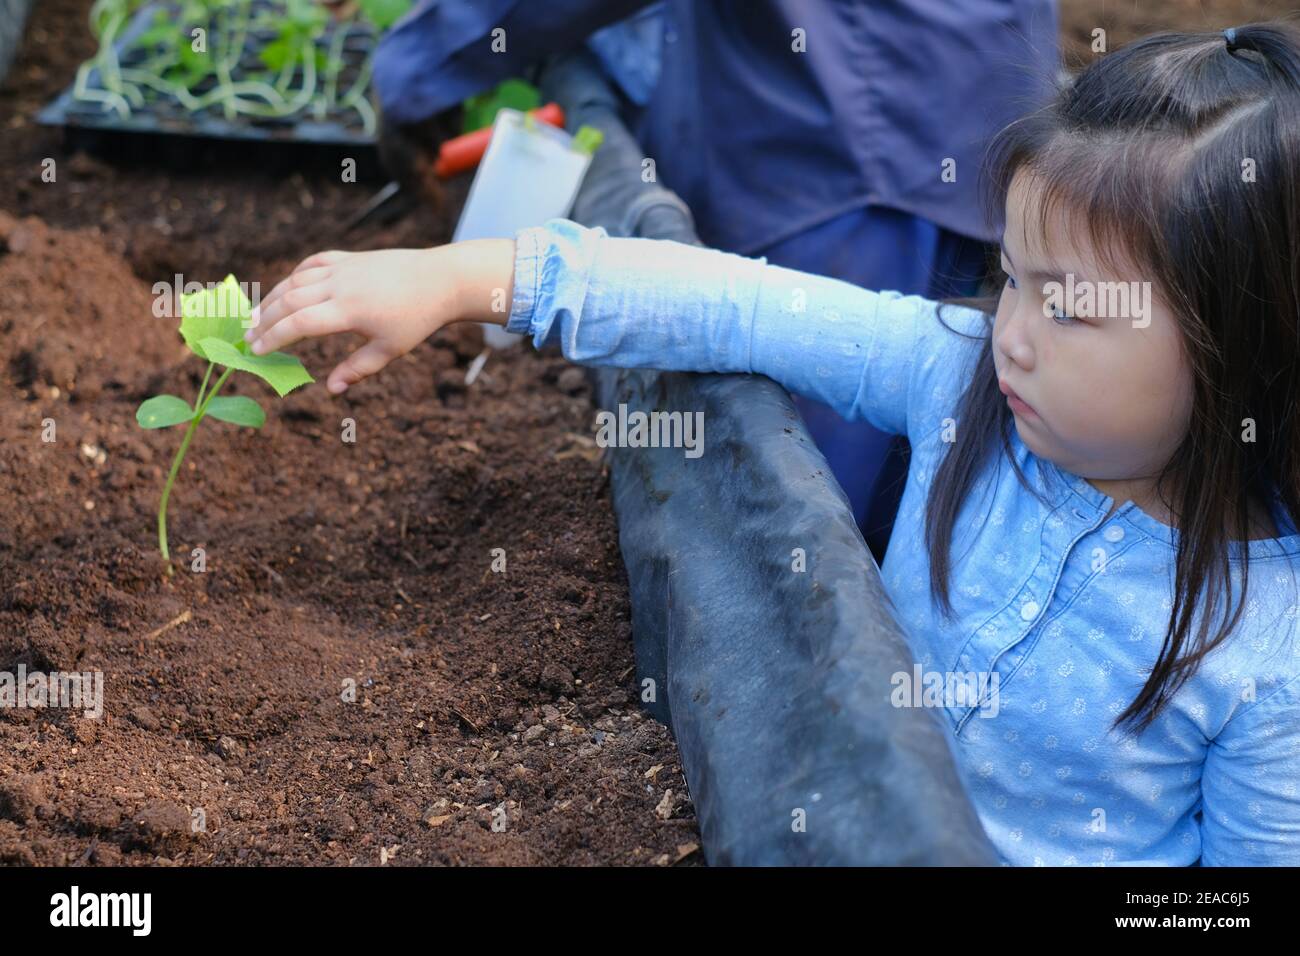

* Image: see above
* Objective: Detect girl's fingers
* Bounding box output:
[250,301,348,355]
[294,249,350,273]
[245,265,332,332]
[248,256,345,333]
[327,340,393,395]
[247,281,334,345]
[256,264,332,317]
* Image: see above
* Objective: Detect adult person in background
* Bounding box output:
[372,0,1060,563]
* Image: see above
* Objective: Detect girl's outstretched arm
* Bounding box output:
[503,218,987,436]
[246,218,987,436]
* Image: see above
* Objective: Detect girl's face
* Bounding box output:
[993,169,1194,490]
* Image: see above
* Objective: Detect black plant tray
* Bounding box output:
[38,1,380,149]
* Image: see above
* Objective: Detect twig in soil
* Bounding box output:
[259,561,285,586]
[450,708,481,734]
[395,584,414,605]
[464,349,491,387]
[673,843,701,864]
[143,609,193,641]
[554,432,602,463]
[343,180,402,232]
[75,837,99,866]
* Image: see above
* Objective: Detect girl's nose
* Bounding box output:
[995,308,1035,370]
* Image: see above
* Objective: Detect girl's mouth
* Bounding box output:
[998,379,1037,418]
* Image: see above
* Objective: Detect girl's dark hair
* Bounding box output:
[925,21,1300,735]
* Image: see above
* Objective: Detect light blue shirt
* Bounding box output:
[507,218,1300,866]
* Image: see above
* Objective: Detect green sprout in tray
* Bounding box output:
[74,0,412,135]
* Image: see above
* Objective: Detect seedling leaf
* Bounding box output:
[571,125,605,156]
[177,42,214,88]
[199,337,314,397]
[206,395,266,428]
[461,78,539,133]
[358,0,413,31]
[259,37,293,72]
[180,275,252,360]
[136,395,195,429]
[135,11,179,53]
[286,0,330,33]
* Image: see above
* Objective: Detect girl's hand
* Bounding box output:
[245,240,515,395]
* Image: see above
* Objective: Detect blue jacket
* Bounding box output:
[374,0,1060,252]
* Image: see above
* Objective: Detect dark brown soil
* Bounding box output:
[0,0,699,866]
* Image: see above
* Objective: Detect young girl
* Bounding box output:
[246,23,1300,866]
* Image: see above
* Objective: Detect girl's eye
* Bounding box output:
[1005,273,1019,291]
[1048,305,1075,325]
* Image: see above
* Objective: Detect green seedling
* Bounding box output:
[259,1,329,81]
[357,0,413,30]
[136,276,313,574]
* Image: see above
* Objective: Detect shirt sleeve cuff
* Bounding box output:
[506,225,545,336]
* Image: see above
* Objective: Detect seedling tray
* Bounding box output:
[38,0,381,148]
